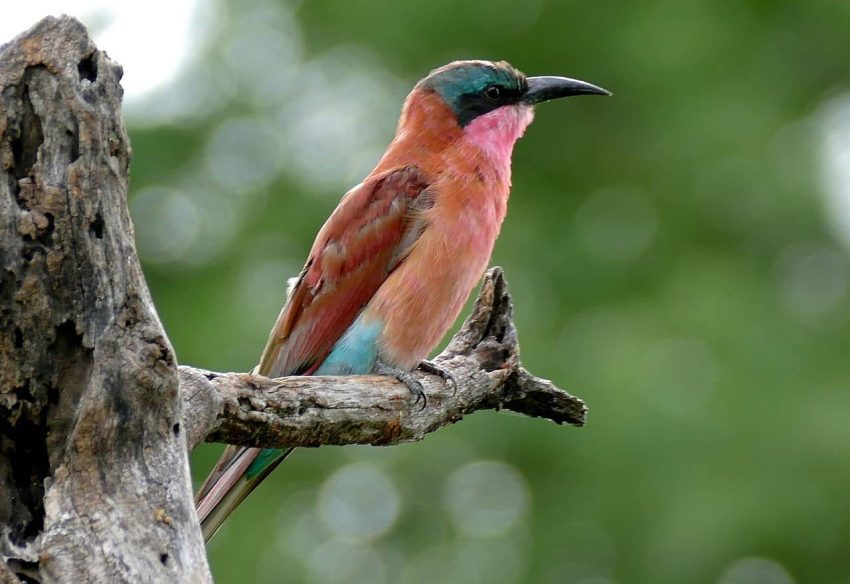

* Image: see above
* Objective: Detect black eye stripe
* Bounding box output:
[431,69,528,127]
[454,85,524,127]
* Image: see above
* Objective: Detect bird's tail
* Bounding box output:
[195,446,294,542]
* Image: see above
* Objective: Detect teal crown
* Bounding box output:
[419,60,528,127]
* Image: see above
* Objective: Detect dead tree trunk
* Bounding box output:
[0,15,210,584]
[0,16,584,583]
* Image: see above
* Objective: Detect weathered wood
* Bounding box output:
[0,16,210,583]
[180,268,585,452]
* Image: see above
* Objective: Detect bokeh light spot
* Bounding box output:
[404,535,526,584]
[131,182,242,267]
[221,0,303,107]
[131,187,201,264]
[819,93,850,252]
[443,460,529,537]
[774,243,850,328]
[718,557,795,584]
[277,48,405,192]
[205,117,283,192]
[308,539,387,584]
[318,464,401,541]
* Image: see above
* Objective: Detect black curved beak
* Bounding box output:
[522,76,611,105]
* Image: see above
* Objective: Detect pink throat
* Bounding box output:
[462,105,535,167]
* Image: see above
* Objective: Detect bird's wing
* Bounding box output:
[196,167,432,515]
[257,165,432,377]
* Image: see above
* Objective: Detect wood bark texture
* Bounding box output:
[0,16,210,583]
[0,15,585,584]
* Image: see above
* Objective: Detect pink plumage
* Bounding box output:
[195,60,609,542]
[364,94,534,368]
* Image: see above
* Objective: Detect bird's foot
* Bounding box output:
[375,360,427,410]
[418,359,458,396]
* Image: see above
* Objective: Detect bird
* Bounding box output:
[195,59,609,541]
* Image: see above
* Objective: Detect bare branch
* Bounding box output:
[181,268,586,452]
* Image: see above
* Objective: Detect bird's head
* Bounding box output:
[398,60,609,163]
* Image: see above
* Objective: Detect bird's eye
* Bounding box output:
[484,85,502,100]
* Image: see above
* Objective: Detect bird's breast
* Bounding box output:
[365,166,511,370]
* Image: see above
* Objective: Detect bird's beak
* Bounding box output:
[522,76,611,105]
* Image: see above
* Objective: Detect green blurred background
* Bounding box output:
[9,0,850,582]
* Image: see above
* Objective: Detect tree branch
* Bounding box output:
[180,268,585,452]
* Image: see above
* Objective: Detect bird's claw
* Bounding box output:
[418,359,459,396]
[376,361,427,410]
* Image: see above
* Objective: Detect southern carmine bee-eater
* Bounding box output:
[195,60,609,541]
